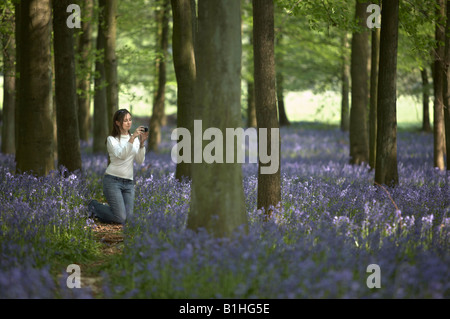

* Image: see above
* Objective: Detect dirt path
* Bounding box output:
[80,222,124,297]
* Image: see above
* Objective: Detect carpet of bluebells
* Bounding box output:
[1,122,449,298]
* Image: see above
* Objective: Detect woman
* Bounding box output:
[88,109,149,224]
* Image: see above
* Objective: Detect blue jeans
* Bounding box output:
[88,174,135,224]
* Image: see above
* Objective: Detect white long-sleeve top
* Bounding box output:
[105,134,145,180]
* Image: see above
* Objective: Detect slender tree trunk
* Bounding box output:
[340,32,350,132]
[148,0,170,152]
[53,0,82,173]
[247,30,257,128]
[15,0,54,176]
[188,0,247,237]
[247,80,257,127]
[349,1,370,165]
[1,5,16,154]
[93,0,109,153]
[374,0,399,187]
[104,0,119,130]
[434,0,446,170]
[421,68,432,133]
[276,33,290,127]
[172,0,196,181]
[253,0,281,216]
[77,0,94,142]
[369,27,380,170]
[443,0,450,169]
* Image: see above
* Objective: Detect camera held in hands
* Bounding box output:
[143,126,149,133]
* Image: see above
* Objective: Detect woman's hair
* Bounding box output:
[110,108,132,138]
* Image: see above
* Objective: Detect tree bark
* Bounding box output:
[276,33,290,127]
[77,0,94,142]
[172,0,196,180]
[15,0,54,176]
[253,0,281,215]
[349,1,370,165]
[1,5,16,154]
[104,0,119,130]
[433,0,446,170]
[53,0,82,173]
[369,27,380,170]
[374,0,399,187]
[93,0,109,153]
[148,0,170,152]
[340,32,350,132]
[443,0,450,169]
[421,68,432,133]
[188,0,247,237]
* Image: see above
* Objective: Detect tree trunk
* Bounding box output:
[1,5,16,154]
[93,0,109,153]
[148,0,170,152]
[77,0,94,142]
[421,68,432,133]
[104,0,119,130]
[349,1,370,165]
[276,33,290,127]
[247,80,257,127]
[188,0,247,237]
[53,0,82,173]
[247,30,257,128]
[443,0,450,169]
[15,0,54,176]
[172,0,196,181]
[253,0,281,216]
[374,0,399,187]
[340,32,350,132]
[433,0,446,170]
[369,27,380,170]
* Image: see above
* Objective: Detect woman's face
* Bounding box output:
[117,113,132,133]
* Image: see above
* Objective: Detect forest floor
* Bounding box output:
[78,221,124,297]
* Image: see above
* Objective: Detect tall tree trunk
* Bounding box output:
[53,0,82,173]
[148,0,170,152]
[433,0,446,170]
[247,31,257,128]
[77,0,94,142]
[374,0,399,187]
[340,32,350,132]
[15,0,54,176]
[247,80,257,127]
[188,0,247,237]
[93,0,109,153]
[253,0,281,216]
[369,27,380,170]
[421,68,432,133]
[104,0,118,130]
[172,0,196,181]
[349,1,370,165]
[276,33,290,127]
[443,0,450,169]
[1,5,16,154]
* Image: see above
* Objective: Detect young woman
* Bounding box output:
[88,109,149,224]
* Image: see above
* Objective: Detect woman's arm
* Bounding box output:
[107,136,133,160]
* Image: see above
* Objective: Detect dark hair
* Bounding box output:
[110,108,132,138]
[106,109,132,166]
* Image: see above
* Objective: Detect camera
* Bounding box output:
[143,126,149,133]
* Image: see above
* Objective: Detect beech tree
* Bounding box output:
[53,0,82,173]
[253,0,281,215]
[188,0,247,237]
[15,0,54,176]
[171,0,196,180]
[375,0,400,187]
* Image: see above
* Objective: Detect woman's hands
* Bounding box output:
[130,126,149,147]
